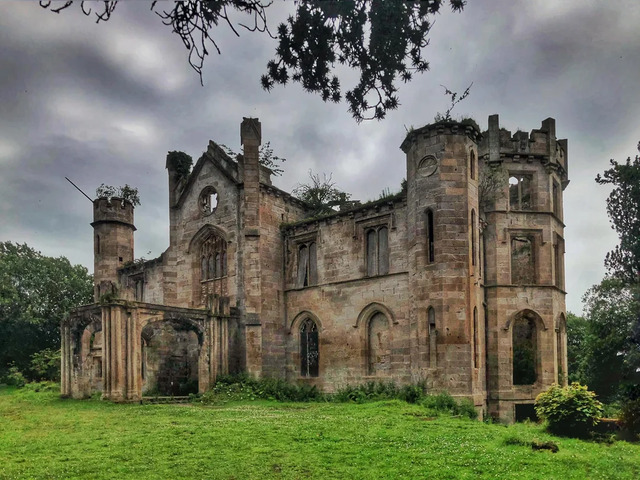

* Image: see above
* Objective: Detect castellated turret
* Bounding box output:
[401,121,484,399]
[91,197,136,301]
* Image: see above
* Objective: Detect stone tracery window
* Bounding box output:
[200,234,227,281]
[300,318,319,377]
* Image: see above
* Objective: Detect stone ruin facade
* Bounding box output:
[62,115,569,422]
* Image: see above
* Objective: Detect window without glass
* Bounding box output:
[199,187,219,215]
[509,174,533,210]
[511,236,535,284]
[471,209,477,267]
[554,236,564,289]
[300,318,319,377]
[201,233,227,280]
[470,150,476,180]
[134,278,144,302]
[556,314,567,385]
[473,307,479,369]
[512,312,538,385]
[552,181,560,217]
[297,242,317,287]
[366,227,389,276]
[368,313,390,375]
[426,209,435,263]
[428,307,437,368]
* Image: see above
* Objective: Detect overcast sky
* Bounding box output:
[1,1,639,315]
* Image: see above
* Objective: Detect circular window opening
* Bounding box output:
[200,187,219,215]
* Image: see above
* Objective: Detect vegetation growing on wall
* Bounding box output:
[95,183,141,206]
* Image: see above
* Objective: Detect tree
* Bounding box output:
[0,242,93,380]
[566,311,588,384]
[594,142,640,403]
[293,171,351,217]
[575,278,640,401]
[595,141,640,285]
[39,0,467,122]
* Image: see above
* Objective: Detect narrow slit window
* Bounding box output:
[471,209,477,267]
[426,210,435,263]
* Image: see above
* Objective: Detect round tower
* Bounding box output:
[91,197,136,301]
[401,120,484,403]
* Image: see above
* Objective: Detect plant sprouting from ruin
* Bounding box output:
[293,171,351,217]
[219,141,286,176]
[166,151,193,180]
[433,82,473,122]
[478,164,507,215]
[96,184,141,206]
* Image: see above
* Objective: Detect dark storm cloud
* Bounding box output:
[2,0,640,314]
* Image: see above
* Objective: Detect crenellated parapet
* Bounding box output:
[479,115,568,187]
[92,197,136,229]
[400,119,482,153]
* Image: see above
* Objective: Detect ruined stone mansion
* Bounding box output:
[61,115,569,422]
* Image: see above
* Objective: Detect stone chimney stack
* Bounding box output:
[241,117,262,232]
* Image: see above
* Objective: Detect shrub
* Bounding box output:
[419,392,477,419]
[618,397,640,441]
[535,383,603,437]
[29,348,60,382]
[3,364,26,387]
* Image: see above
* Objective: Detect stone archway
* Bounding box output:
[140,319,203,396]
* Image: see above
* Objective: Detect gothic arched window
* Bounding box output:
[300,318,319,377]
[201,233,228,282]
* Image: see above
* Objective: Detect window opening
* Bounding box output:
[366,226,389,276]
[471,209,477,267]
[509,175,533,210]
[556,315,566,385]
[428,307,437,368]
[200,234,227,281]
[470,150,476,180]
[96,235,100,254]
[554,237,564,289]
[552,181,560,217]
[199,188,219,215]
[473,307,479,368]
[426,210,435,263]
[296,242,317,287]
[513,312,537,385]
[300,318,319,377]
[511,236,535,284]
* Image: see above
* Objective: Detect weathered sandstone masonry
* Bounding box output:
[63,115,568,422]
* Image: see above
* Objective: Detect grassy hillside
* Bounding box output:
[1,386,638,479]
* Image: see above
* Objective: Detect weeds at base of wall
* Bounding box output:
[196,374,477,419]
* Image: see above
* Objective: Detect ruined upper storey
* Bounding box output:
[479,115,568,188]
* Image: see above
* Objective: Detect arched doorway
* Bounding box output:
[141,319,202,396]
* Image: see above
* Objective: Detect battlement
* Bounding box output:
[92,197,136,229]
[479,115,568,183]
[400,119,482,153]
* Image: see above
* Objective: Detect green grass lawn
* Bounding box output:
[1,386,638,480]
